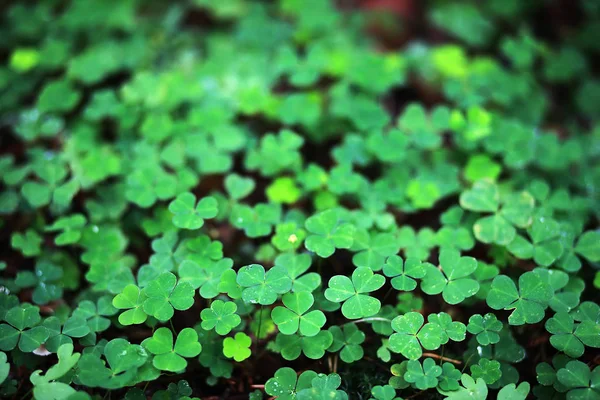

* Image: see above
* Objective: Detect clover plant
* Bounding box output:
[0,0,599,398]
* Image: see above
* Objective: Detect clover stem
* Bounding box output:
[169,319,176,334]
[382,286,394,302]
[461,353,476,373]
[342,317,391,325]
[421,352,461,365]
[20,388,33,400]
[255,305,264,350]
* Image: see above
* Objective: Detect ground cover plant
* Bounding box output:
[0,0,599,399]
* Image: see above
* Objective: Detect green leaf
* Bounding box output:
[459,180,499,213]
[487,272,553,325]
[328,324,365,363]
[237,264,292,305]
[383,256,425,291]
[0,352,8,385]
[142,328,201,372]
[325,267,385,319]
[467,313,502,346]
[265,368,317,400]
[142,272,195,321]
[224,174,255,201]
[223,332,251,362]
[388,312,443,359]
[305,209,356,258]
[575,231,600,262]
[404,358,442,390]
[272,292,326,336]
[420,249,479,304]
[441,374,488,400]
[497,382,531,400]
[470,358,502,384]
[200,300,241,335]
[113,284,148,325]
[168,193,218,230]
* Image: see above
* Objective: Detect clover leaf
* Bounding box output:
[113,284,148,325]
[328,324,365,363]
[420,248,479,304]
[275,330,334,360]
[14,261,63,305]
[142,328,201,372]
[507,216,564,267]
[0,304,49,352]
[272,222,307,252]
[497,382,531,400]
[467,313,503,346]
[265,367,317,400]
[230,203,282,238]
[351,230,399,271]
[575,231,600,262]
[72,297,118,332]
[438,363,462,391]
[325,267,385,319]
[383,256,426,291]
[43,316,90,352]
[223,332,251,362]
[487,272,553,325]
[305,209,356,258]
[470,358,502,384]
[168,192,218,230]
[200,300,241,335]
[45,214,86,245]
[275,253,321,293]
[142,272,195,321]
[556,361,600,400]
[296,373,349,400]
[272,291,326,336]
[11,229,42,257]
[388,312,443,359]
[179,258,234,299]
[440,374,488,400]
[426,312,466,344]
[237,264,292,305]
[224,174,255,201]
[370,384,398,400]
[218,269,243,299]
[545,311,600,358]
[404,358,442,390]
[459,181,534,245]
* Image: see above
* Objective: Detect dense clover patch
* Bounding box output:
[0,0,599,399]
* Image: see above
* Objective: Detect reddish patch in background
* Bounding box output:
[359,0,416,18]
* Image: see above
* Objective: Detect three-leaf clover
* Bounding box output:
[43,316,90,352]
[383,256,426,291]
[276,330,334,360]
[470,358,502,384]
[305,209,356,258]
[45,214,86,245]
[556,360,600,400]
[507,216,564,267]
[179,258,234,299]
[296,373,349,400]
[237,264,292,305]
[439,374,488,400]
[113,284,148,325]
[420,249,479,304]
[200,300,241,335]
[459,180,534,245]
[388,312,443,359]
[142,328,201,372]
[487,272,553,325]
[168,192,218,229]
[404,358,442,390]
[324,267,385,319]
[545,311,600,357]
[426,312,466,344]
[275,253,321,293]
[143,272,195,321]
[0,304,49,352]
[328,324,366,363]
[467,313,503,346]
[272,292,326,336]
[14,261,63,305]
[351,230,399,270]
[265,367,317,400]
[497,382,531,400]
[223,332,251,362]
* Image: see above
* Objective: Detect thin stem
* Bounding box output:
[343,317,391,325]
[169,319,176,334]
[422,352,461,365]
[439,345,445,365]
[255,305,264,350]
[382,286,394,303]
[461,353,476,372]
[20,388,33,400]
